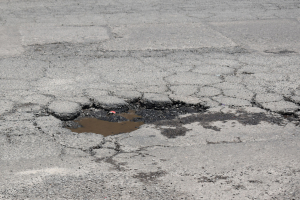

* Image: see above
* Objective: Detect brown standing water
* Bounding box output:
[69,110,144,137]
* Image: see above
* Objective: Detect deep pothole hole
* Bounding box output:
[62,102,206,137]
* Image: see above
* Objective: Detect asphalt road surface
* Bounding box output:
[1,0,300,199]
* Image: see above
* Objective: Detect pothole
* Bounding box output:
[68,110,144,137]
[63,102,205,137]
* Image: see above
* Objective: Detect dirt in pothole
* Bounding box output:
[63,103,205,137]
[62,102,293,138]
[68,110,144,137]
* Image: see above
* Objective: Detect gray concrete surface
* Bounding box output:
[1,0,300,199]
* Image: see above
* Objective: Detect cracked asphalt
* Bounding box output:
[1,0,300,199]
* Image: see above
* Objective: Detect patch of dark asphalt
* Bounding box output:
[132,170,167,184]
[160,127,189,139]
[183,111,283,126]
[65,102,204,124]
[154,110,286,138]
[198,175,229,183]
[206,137,242,145]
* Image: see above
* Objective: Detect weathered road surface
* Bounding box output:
[1,0,300,199]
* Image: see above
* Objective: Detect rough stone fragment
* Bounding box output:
[113,90,141,102]
[35,115,63,128]
[256,93,283,103]
[142,93,172,109]
[59,96,92,108]
[92,96,128,111]
[35,115,65,135]
[261,101,299,114]
[198,97,220,108]
[168,94,203,105]
[213,82,245,90]
[19,94,53,106]
[48,101,81,120]
[212,96,252,107]
[170,85,199,96]
[196,87,222,97]
[72,96,92,108]
[85,89,130,110]
[223,89,254,101]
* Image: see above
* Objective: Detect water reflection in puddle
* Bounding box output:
[69,110,144,137]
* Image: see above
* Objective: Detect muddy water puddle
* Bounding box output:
[68,110,144,137]
[64,104,204,137]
